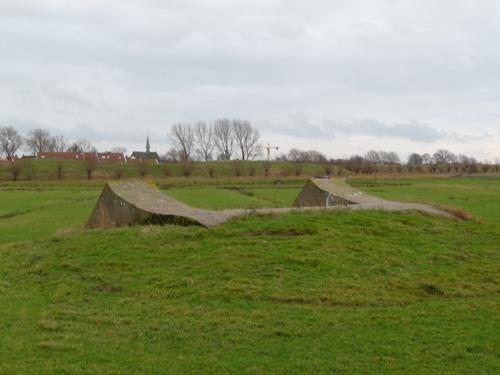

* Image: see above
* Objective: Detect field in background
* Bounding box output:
[0,159,328,181]
[2,159,499,182]
[0,176,499,373]
[164,187,300,209]
[350,176,500,223]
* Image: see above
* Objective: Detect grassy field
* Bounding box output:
[0,159,327,181]
[164,187,300,209]
[350,176,500,223]
[0,176,499,374]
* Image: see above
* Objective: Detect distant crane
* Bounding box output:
[266,143,279,161]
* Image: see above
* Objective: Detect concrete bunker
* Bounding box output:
[86,179,455,230]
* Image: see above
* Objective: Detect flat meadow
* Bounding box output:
[0,175,499,374]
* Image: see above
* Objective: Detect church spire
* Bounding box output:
[146,134,150,153]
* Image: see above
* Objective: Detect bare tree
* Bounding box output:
[78,139,95,153]
[213,118,234,160]
[386,152,401,164]
[194,121,214,161]
[286,149,327,163]
[287,148,303,162]
[365,150,381,163]
[66,143,80,153]
[458,154,477,165]
[111,146,127,154]
[84,157,97,179]
[232,119,261,160]
[433,149,456,165]
[407,153,423,165]
[170,123,195,161]
[422,153,433,165]
[51,135,67,152]
[164,147,180,162]
[26,128,52,155]
[0,126,23,158]
[55,161,64,180]
[67,139,94,153]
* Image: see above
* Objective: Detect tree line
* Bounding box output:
[277,148,483,167]
[0,126,97,158]
[0,124,497,174]
[166,119,262,162]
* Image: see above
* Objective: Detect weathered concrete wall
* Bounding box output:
[86,183,202,229]
[86,179,456,230]
[292,180,354,207]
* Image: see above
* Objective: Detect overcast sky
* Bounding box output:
[1,0,499,161]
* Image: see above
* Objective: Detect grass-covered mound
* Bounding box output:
[1,210,499,374]
[0,176,499,373]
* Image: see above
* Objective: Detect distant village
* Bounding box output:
[35,136,160,164]
[0,120,264,164]
[0,121,498,175]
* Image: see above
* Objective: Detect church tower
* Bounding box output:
[146,135,150,153]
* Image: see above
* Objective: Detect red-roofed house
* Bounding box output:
[97,152,127,163]
[36,151,126,163]
[36,152,84,161]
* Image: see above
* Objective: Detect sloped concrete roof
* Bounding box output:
[86,179,455,230]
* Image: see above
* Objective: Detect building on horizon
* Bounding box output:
[129,136,160,163]
[36,151,126,163]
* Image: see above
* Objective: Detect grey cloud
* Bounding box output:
[324,119,445,143]
[274,113,335,140]
[1,0,500,159]
[268,115,445,143]
[0,117,161,147]
[41,85,93,109]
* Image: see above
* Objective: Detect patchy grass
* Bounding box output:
[0,176,499,374]
[0,184,100,243]
[350,176,500,223]
[164,187,272,209]
[164,186,301,210]
[0,160,328,181]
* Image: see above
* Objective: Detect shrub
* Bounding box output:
[233,161,244,177]
[8,161,22,181]
[114,165,125,179]
[84,158,97,180]
[136,161,147,177]
[161,163,172,177]
[323,163,333,177]
[248,164,257,177]
[55,161,64,180]
[182,161,194,177]
[263,161,271,177]
[293,163,303,176]
[207,166,215,178]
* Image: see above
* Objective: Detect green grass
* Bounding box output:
[350,176,500,223]
[0,159,326,181]
[164,187,301,209]
[0,182,101,243]
[0,176,499,374]
[246,187,300,207]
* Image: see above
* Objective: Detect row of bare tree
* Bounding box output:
[167,119,262,162]
[0,126,96,158]
[277,147,481,167]
[0,125,492,169]
[407,150,478,166]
